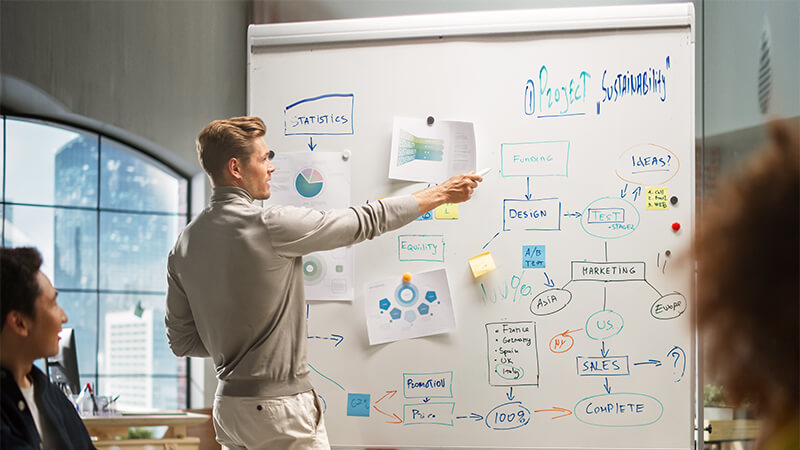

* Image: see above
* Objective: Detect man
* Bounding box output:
[0,247,96,450]
[165,116,481,449]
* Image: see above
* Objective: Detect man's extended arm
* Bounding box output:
[412,171,482,215]
[164,252,210,358]
[266,171,482,257]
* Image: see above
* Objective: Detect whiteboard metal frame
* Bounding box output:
[248,4,694,49]
[247,4,698,448]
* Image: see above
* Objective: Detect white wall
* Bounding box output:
[703,0,799,136]
[2,0,250,173]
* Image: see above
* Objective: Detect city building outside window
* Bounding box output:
[1,116,189,411]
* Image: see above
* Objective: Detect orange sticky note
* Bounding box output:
[435,203,459,219]
[468,251,496,278]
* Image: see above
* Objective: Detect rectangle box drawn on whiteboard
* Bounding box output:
[571,261,646,282]
[503,198,562,231]
[500,140,570,177]
[485,321,540,387]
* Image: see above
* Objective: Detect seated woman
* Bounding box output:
[1,247,95,449]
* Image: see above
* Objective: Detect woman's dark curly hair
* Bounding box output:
[695,120,799,438]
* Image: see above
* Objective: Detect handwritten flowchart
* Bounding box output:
[301,55,689,434]
[252,11,695,445]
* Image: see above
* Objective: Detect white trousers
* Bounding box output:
[213,389,330,450]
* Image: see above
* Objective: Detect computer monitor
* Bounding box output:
[46,328,80,396]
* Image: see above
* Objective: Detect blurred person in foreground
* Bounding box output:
[694,120,799,450]
[0,247,95,450]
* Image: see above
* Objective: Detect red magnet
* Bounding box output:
[671,222,681,231]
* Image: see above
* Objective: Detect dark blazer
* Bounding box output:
[1,365,95,450]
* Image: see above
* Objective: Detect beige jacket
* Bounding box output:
[165,186,419,397]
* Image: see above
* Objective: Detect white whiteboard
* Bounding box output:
[249,4,695,449]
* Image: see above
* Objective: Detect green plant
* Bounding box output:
[703,384,730,407]
[124,427,154,439]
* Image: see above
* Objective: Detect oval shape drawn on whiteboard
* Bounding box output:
[485,401,532,430]
[616,143,680,185]
[530,288,572,316]
[585,309,624,340]
[580,197,641,240]
[494,363,525,381]
[574,392,663,427]
[650,292,687,320]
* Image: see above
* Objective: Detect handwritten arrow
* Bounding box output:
[507,387,515,401]
[534,406,573,419]
[562,211,582,218]
[632,186,642,201]
[456,412,484,421]
[374,390,397,404]
[307,334,344,347]
[543,272,555,288]
[524,177,532,200]
[482,232,500,250]
[603,377,612,394]
[634,359,663,367]
[307,137,317,151]
[373,390,402,424]
[373,406,403,424]
[621,183,628,198]
[600,341,609,358]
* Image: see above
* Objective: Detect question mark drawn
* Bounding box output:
[667,345,686,383]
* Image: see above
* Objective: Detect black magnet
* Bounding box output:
[670,196,678,205]
[427,116,435,125]
[665,250,671,257]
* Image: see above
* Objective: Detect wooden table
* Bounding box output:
[704,420,760,450]
[83,412,210,450]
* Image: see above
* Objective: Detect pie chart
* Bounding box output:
[295,168,324,198]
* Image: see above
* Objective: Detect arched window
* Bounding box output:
[2,115,189,411]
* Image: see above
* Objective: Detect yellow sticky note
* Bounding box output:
[435,203,459,219]
[645,187,669,210]
[468,251,496,278]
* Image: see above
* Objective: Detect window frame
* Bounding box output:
[1,113,195,409]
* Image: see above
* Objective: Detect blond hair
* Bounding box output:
[196,116,266,184]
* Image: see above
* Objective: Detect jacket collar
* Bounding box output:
[211,186,254,204]
[1,364,48,391]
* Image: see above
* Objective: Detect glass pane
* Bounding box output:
[6,118,98,207]
[99,212,183,292]
[98,293,186,411]
[1,117,5,200]
[100,137,187,214]
[3,205,97,289]
[98,375,184,412]
[59,292,99,385]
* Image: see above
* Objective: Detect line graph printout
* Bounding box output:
[268,152,354,301]
[389,116,476,183]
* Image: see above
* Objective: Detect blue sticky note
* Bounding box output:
[522,245,546,269]
[347,393,370,417]
[416,211,433,221]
